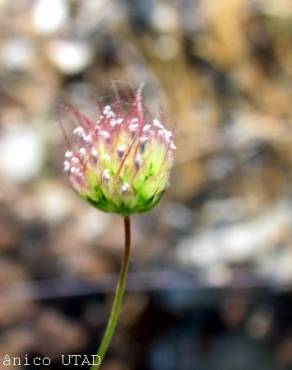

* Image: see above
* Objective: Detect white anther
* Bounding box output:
[103,105,115,118]
[129,123,139,133]
[131,118,139,124]
[143,125,151,132]
[91,148,99,159]
[117,144,127,157]
[71,156,80,165]
[170,143,176,150]
[107,111,115,118]
[103,105,111,114]
[63,160,70,172]
[65,150,73,159]
[111,117,124,126]
[100,130,111,140]
[121,183,130,193]
[110,119,117,127]
[70,166,78,174]
[158,130,164,137]
[83,134,92,144]
[140,136,148,144]
[164,131,173,141]
[153,119,163,129]
[79,148,86,157]
[102,169,110,182]
[135,155,142,169]
[73,126,85,137]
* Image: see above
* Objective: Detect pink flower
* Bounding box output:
[64,84,175,215]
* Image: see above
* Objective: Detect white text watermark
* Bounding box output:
[1,354,101,367]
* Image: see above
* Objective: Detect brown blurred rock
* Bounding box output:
[0,328,35,357]
[35,310,88,359]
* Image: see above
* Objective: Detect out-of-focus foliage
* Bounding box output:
[1,0,292,369]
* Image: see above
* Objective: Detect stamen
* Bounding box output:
[153,119,163,129]
[140,136,148,153]
[71,156,80,165]
[121,183,130,193]
[100,130,111,141]
[91,148,99,159]
[73,126,85,137]
[107,111,115,118]
[163,131,173,142]
[65,150,73,159]
[102,169,110,182]
[135,155,142,170]
[103,105,111,114]
[158,130,164,137]
[117,144,127,158]
[140,137,148,144]
[83,134,93,144]
[63,161,70,172]
[143,124,151,132]
[110,119,117,127]
[129,123,139,134]
[79,148,86,157]
[103,105,115,118]
[170,143,176,150]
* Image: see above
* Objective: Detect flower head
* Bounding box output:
[63,85,175,215]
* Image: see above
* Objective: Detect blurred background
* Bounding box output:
[2,0,292,369]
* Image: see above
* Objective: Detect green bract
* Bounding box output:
[64,86,175,215]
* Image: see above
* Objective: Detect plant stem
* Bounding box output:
[91,216,131,370]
